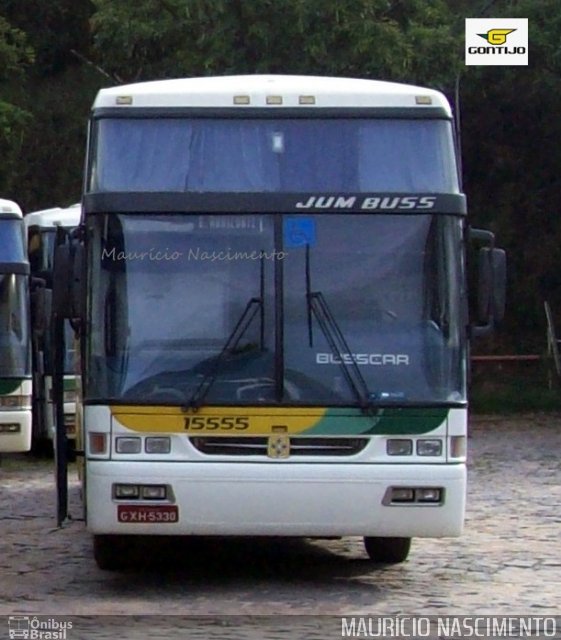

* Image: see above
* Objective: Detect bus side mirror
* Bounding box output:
[71,243,86,325]
[52,233,85,324]
[478,247,506,324]
[52,243,73,320]
[470,228,506,337]
[30,277,47,334]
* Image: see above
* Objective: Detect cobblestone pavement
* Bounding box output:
[0,414,560,630]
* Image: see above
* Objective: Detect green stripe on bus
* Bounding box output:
[64,377,77,391]
[303,407,449,436]
[0,378,25,395]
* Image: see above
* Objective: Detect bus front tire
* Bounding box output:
[363,536,411,564]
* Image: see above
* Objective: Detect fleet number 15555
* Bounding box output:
[184,416,249,430]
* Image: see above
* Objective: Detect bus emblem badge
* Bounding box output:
[267,434,290,459]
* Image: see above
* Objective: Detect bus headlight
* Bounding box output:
[416,439,443,456]
[0,395,31,410]
[115,437,141,454]
[141,485,167,500]
[114,484,140,499]
[384,486,444,505]
[63,389,77,404]
[145,437,171,454]
[415,488,443,503]
[390,488,415,502]
[0,423,21,433]
[386,439,413,456]
[112,484,168,500]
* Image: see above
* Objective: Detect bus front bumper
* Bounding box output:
[0,411,31,452]
[86,460,466,538]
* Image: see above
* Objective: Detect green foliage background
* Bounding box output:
[0,0,559,354]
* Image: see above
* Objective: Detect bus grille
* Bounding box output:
[189,436,368,457]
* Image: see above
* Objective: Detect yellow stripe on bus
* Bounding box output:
[111,405,329,435]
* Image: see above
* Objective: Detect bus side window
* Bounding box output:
[28,228,43,273]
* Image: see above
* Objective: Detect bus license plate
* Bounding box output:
[118,505,179,523]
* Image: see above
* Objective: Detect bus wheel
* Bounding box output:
[93,535,130,571]
[363,537,411,564]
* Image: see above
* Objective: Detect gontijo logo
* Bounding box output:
[478,28,516,45]
[465,19,528,66]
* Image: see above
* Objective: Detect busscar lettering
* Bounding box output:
[316,353,410,366]
[294,195,436,210]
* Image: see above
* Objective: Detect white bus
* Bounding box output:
[25,204,80,450]
[0,198,31,452]
[52,75,505,570]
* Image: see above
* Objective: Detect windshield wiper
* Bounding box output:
[184,254,267,410]
[186,253,271,411]
[183,296,263,411]
[305,246,374,414]
[183,296,263,410]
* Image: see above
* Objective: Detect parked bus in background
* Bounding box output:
[52,75,505,570]
[0,198,31,452]
[25,204,80,451]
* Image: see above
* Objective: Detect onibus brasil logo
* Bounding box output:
[8,616,72,640]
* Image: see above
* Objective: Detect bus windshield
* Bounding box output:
[0,219,27,263]
[91,118,459,193]
[86,213,465,406]
[0,274,30,377]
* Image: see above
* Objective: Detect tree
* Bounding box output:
[2,0,95,75]
[90,0,461,87]
[0,15,34,194]
[1,1,102,210]
[459,0,561,350]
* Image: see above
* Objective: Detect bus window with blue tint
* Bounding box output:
[0,274,30,377]
[92,118,459,194]
[0,220,27,264]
